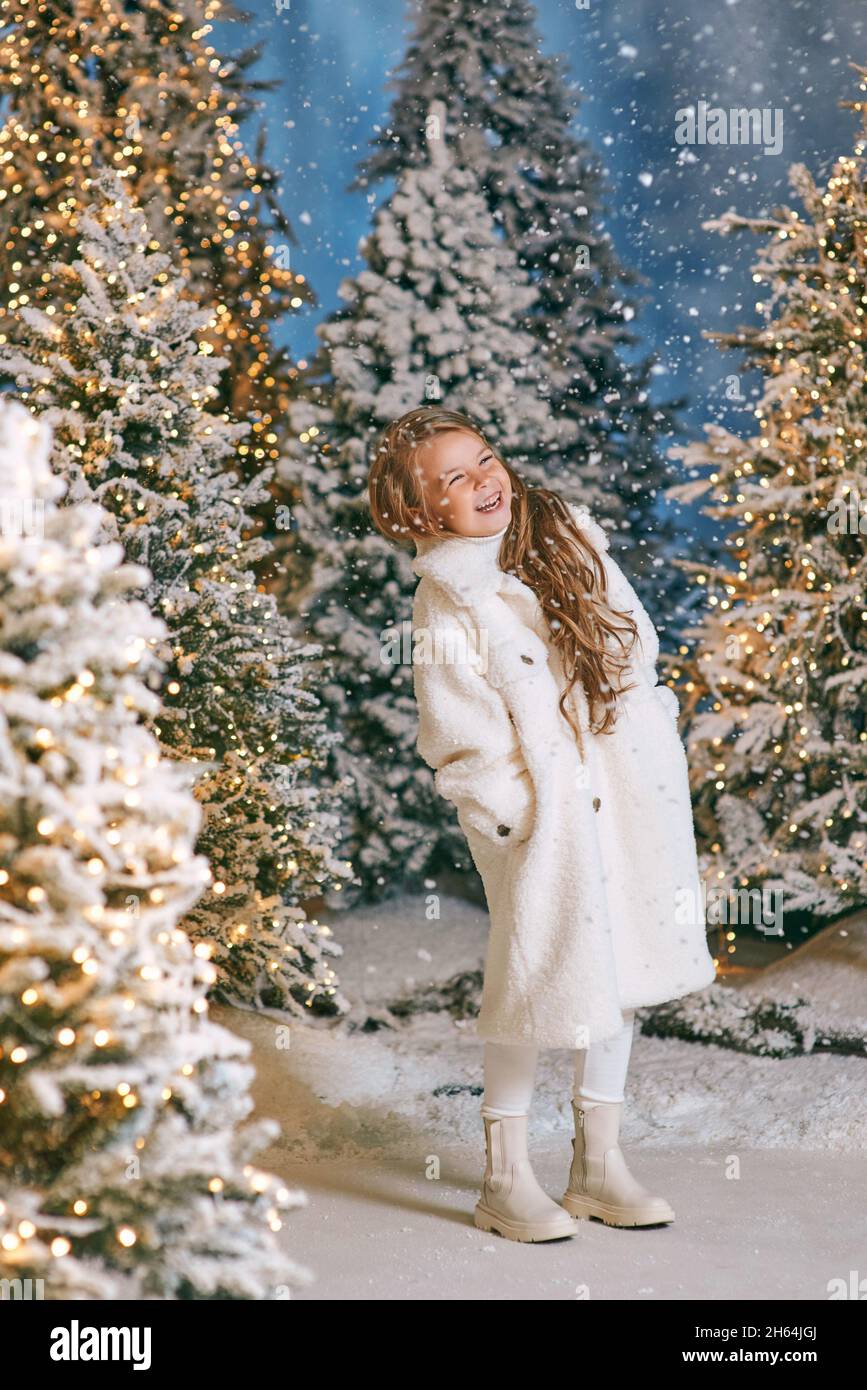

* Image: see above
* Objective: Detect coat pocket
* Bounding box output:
[441,745,537,847]
[484,629,552,693]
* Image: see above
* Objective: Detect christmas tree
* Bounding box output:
[0,0,310,429]
[280,111,576,899]
[0,171,352,1015]
[354,0,676,563]
[667,66,867,933]
[0,400,311,1299]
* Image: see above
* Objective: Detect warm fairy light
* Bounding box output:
[0,15,349,1279]
[0,2,309,429]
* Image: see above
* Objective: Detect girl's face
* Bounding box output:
[413,429,513,537]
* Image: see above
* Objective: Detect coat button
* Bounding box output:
[593,797,601,813]
[496,824,511,837]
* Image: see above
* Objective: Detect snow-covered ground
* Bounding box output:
[214,893,867,1299]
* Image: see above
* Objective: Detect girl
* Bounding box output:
[368,406,717,1244]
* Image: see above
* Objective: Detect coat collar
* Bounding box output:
[410,501,607,611]
[411,520,522,608]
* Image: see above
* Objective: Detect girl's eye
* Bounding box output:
[445,454,493,486]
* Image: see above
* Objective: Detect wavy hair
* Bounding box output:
[368,406,640,754]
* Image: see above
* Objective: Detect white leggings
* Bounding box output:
[480,1010,636,1118]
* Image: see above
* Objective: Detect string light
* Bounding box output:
[0,3,346,1293]
[668,75,867,964]
[0,0,311,439]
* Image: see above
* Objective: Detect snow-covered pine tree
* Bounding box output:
[0,400,311,1300]
[354,0,676,570]
[666,67,867,928]
[280,108,576,898]
[0,0,309,427]
[0,171,351,1016]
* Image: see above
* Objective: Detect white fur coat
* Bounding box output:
[410,501,717,1049]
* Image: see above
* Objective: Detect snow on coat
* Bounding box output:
[410,501,717,1049]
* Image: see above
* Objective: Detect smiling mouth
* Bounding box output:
[475,490,503,514]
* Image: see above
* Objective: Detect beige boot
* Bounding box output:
[474,1112,576,1243]
[560,1099,675,1227]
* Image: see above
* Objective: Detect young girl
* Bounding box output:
[368,405,717,1244]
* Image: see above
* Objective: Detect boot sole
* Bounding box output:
[560,1192,675,1227]
[474,1202,576,1243]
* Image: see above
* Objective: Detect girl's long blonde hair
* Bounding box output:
[368,406,640,752]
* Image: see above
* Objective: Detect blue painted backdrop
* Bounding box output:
[215,0,867,485]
